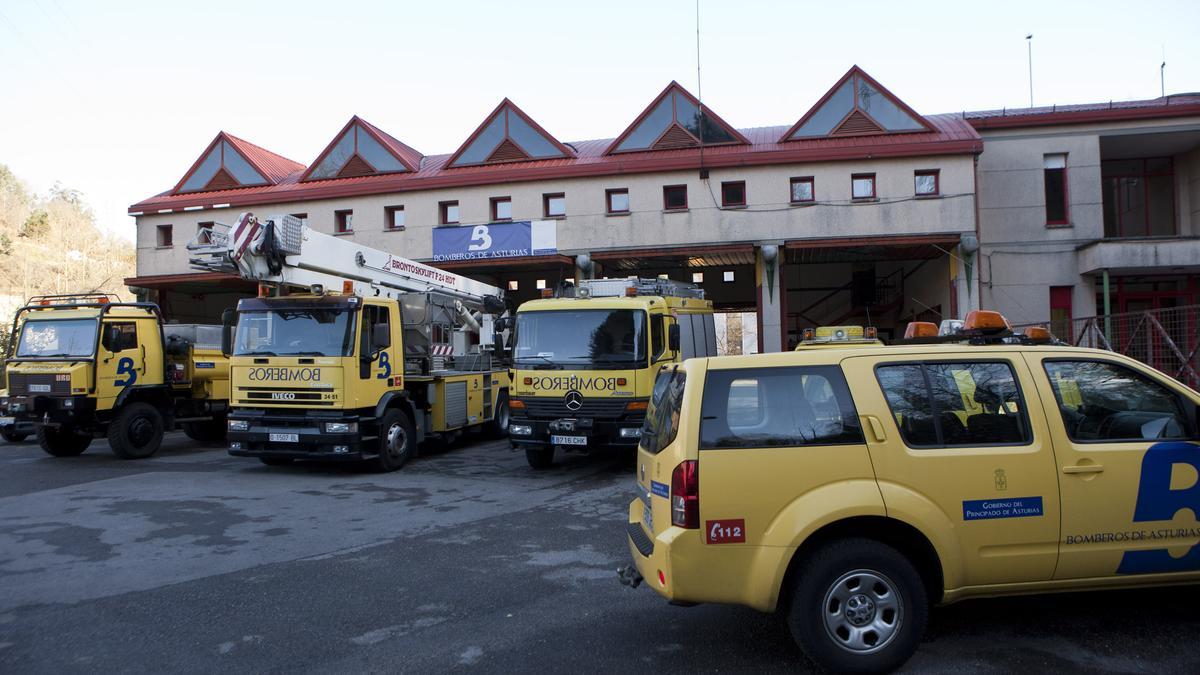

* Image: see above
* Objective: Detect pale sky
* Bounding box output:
[1,0,1197,241]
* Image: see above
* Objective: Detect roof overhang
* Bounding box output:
[968,103,1200,131]
[1076,237,1200,276]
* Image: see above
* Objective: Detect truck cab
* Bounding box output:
[508,278,714,468]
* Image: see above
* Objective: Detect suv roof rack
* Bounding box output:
[26,292,120,306]
[557,277,705,300]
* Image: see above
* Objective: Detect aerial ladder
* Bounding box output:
[186,213,512,471]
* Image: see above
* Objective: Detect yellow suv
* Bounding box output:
[621,312,1200,673]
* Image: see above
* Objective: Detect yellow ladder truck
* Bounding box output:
[187,213,511,472]
[2,294,231,458]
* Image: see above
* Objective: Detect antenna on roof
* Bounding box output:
[1025,34,1034,108]
[695,0,708,179]
[1161,45,1167,98]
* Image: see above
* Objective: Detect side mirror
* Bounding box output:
[220,308,235,358]
[372,324,391,353]
[668,323,681,352]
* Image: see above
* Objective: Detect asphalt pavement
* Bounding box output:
[1,433,1198,673]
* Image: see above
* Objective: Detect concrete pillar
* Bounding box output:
[757,244,783,353]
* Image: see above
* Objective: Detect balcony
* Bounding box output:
[1098,130,1200,241]
[1077,236,1200,275]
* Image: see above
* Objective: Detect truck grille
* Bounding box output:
[7,373,71,396]
[518,397,636,419]
[236,387,334,406]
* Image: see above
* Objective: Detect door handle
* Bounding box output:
[1063,464,1104,474]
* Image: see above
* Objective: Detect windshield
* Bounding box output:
[233,309,356,357]
[514,309,646,369]
[16,319,97,358]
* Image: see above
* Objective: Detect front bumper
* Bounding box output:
[227,409,374,461]
[6,395,96,427]
[508,415,645,449]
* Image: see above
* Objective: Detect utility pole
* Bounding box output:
[1026,34,1034,107]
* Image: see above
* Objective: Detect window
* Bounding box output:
[1102,158,1176,237]
[507,280,519,291]
[290,213,308,227]
[651,315,665,360]
[543,193,566,218]
[385,206,405,231]
[196,221,213,244]
[790,177,815,203]
[1044,360,1189,442]
[699,366,862,449]
[914,170,939,196]
[335,210,353,233]
[723,270,735,282]
[606,188,630,214]
[101,322,138,353]
[721,181,746,207]
[1049,287,1073,343]
[876,361,1031,448]
[490,196,512,221]
[1044,154,1069,225]
[439,201,460,225]
[613,87,742,153]
[692,272,704,283]
[663,185,688,210]
[156,224,173,247]
[641,368,687,455]
[851,173,876,200]
[360,305,391,363]
[535,279,547,290]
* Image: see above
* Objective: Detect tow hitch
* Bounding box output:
[617,565,643,588]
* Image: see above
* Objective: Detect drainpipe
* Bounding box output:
[1102,270,1112,345]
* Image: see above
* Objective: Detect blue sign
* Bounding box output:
[651,480,670,499]
[962,496,1043,521]
[432,220,557,262]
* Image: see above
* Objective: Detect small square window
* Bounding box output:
[385,206,405,230]
[156,224,173,247]
[663,185,688,211]
[692,272,704,283]
[290,212,308,227]
[335,210,353,233]
[507,280,520,291]
[721,181,746,207]
[790,177,814,203]
[491,197,512,221]
[606,188,630,214]
[723,270,735,282]
[851,174,876,200]
[543,193,566,218]
[536,279,547,290]
[914,170,939,196]
[440,201,460,225]
[196,221,213,244]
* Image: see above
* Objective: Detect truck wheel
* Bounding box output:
[373,409,415,472]
[787,538,927,674]
[525,446,554,469]
[2,428,29,443]
[486,394,511,438]
[107,402,165,460]
[183,420,226,443]
[36,425,92,457]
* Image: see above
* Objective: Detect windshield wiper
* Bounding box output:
[515,354,563,370]
[238,350,278,356]
[279,351,330,356]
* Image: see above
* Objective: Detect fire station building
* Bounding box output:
[127,66,1200,353]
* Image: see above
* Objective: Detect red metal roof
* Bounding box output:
[964,93,1200,129]
[220,132,306,184]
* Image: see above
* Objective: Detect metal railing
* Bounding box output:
[1015,304,1200,388]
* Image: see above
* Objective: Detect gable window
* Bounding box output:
[440,201,460,226]
[611,85,745,153]
[447,102,573,167]
[790,177,815,203]
[721,181,746,207]
[491,196,512,222]
[606,188,630,214]
[1044,154,1069,226]
[543,193,566,218]
[385,206,405,231]
[914,170,939,196]
[851,173,876,200]
[782,67,929,140]
[663,185,688,211]
[304,119,414,181]
[335,210,353,233]
[156,224,173,247]
[175,135,270,194]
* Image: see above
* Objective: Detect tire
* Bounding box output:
[107,402,165,460]
[486,394,511,438]
[373,409,416,472]
[525,445,554,469]
[183,420,226,443]
[787,538,927,674]
[259,457,294,466]
[36,425,92,457]
[2,428,29,443]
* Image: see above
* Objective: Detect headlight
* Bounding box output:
[228,419,249,432]
[325,422,358,434]
[510,424,532,436]
[62,398,75,409]
[619,427,642,438]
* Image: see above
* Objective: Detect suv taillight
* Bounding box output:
[670,460,699,528]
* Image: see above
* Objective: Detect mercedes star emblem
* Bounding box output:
[564,390,584,412]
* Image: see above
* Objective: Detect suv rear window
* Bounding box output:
[641,368,686,454]
[700,366,862,449]
[876,361,1031,448]
[1044,360,1190,442]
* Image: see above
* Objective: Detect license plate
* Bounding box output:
[642,500,654,533]
[28,384,51,393]
[551,435,587,446]
[269,433,299,443]
[0,416,13,426]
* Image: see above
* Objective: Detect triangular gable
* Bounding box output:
[172,132,302,194]
[301,116,422,182]
[606,82,749,155]
[780,66,933,141]
[445,99,575,168]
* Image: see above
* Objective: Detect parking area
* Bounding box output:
[1,434,1199,673]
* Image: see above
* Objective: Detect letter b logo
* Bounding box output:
[468,225,492,252]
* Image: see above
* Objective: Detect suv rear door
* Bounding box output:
[842,353,1061,587]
